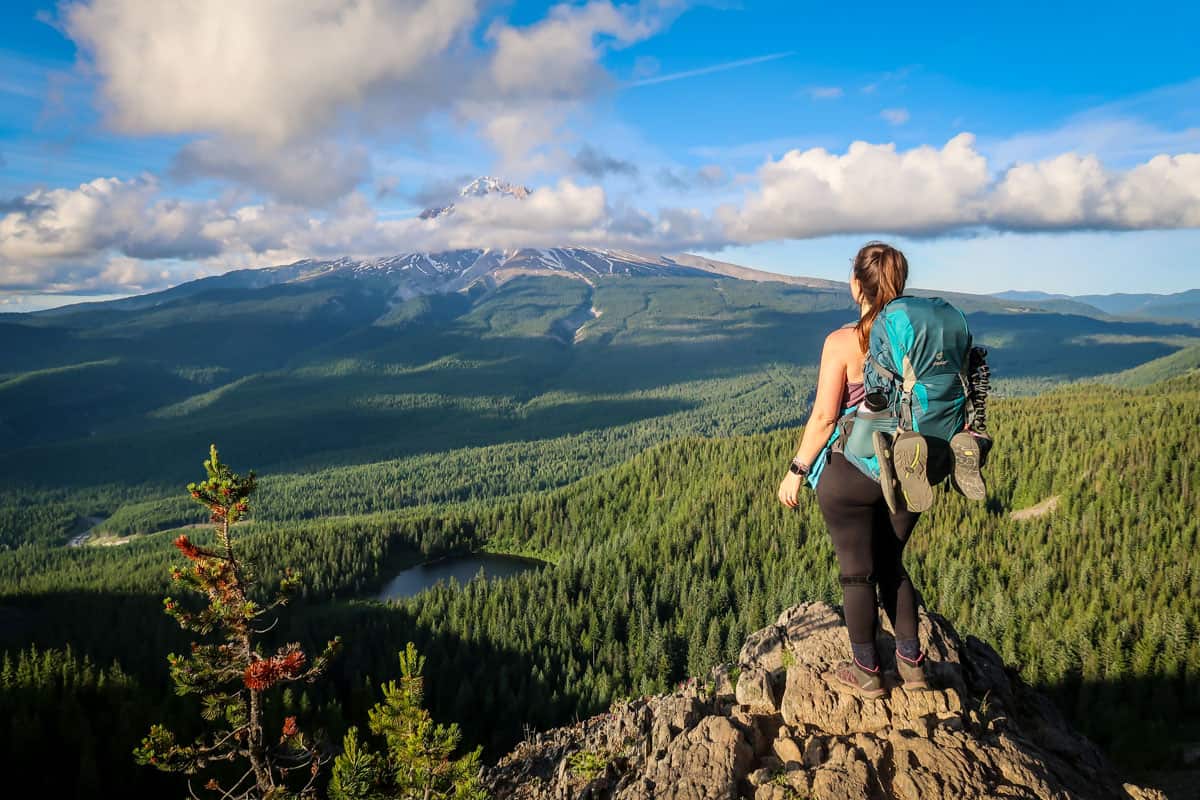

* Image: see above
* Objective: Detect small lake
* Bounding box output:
[377,553,547,601]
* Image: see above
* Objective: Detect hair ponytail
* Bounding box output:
[852,241,909,353]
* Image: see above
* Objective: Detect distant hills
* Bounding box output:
[0,176,1197,545]
[993,289,1200,322]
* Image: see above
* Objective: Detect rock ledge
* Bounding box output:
[483,602,1165,800]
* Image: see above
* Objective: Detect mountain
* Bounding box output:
[993,290,1072,302]
[31,247,843,321]
[2,175,1199,543]
[419,175,531,219]
[993,289,1200,322]
[484,601,1165,799]
[1075,289,1200,321]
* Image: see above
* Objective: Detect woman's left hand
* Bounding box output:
[778,472,804,508]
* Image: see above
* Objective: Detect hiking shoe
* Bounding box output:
[872,430,902,516]
[894,651,929,690]
[892,430,934,512]
[949,430,987,501]
[833,659,886,699]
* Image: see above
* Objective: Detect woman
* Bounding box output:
[777,241,927,698]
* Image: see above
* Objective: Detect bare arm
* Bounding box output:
[779,331,848,507]
[795,331,849,466]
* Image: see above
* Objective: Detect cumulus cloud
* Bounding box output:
[0,177,222,264]
[721,134,990,241]
[721,135,1200,242]
[6,138,1200,294]
[464,0,684,169]
[0,177,725,292]
[58,0,689,199]
[989,152,1200,230]
[63,0,479,146]
[171,139,371,206]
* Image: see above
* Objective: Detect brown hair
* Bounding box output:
[852,241,908,353]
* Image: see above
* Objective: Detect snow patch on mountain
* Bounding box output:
[420,176,532,219]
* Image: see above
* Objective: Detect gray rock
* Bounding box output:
[734,665,779,713]
[483,602,1166,800]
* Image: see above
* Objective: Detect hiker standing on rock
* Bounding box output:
[776,242,931,698]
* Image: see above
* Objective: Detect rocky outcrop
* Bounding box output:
[483,602,1165,800]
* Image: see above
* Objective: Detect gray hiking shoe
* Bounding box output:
[949,430,988,501]
[895,651,929,690]
[833,659,886,699]
[892,430,934,512]
[872,430,902,516]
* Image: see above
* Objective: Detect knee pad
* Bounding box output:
[839,573,878,587]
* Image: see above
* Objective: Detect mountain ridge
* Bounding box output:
[27,247,847,320]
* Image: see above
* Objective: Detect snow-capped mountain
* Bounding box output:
[257,247,839,302]
[419,176,531,219]
[33,178,839,317]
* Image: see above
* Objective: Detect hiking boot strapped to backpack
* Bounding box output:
[817,296,989,511]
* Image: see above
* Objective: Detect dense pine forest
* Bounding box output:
[1,272,1199,797]
[2,372,1198,797]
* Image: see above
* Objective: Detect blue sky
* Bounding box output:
[2,0,1199,311]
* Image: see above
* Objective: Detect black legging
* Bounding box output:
[816,452,921,646]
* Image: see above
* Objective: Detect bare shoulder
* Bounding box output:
[824,325,858,352]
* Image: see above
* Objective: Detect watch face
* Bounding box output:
[790,461,804,475]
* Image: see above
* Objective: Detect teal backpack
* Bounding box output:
[807,296,974,489]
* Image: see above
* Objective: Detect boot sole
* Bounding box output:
[950,432,987,501]
[892,432,933,512]
[872,431,902,515]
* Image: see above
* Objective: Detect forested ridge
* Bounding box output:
[1,371,1196,797]
[3,274,1198,550]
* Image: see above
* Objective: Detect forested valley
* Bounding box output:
[1,273,1198,797]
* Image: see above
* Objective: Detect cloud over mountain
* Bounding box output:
[2,2,1197,296]
[6,138,1200,294]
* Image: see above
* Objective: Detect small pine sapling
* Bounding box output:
[329,642,485,800]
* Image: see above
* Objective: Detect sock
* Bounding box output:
[850,641,879,672]
[895,637,923,664]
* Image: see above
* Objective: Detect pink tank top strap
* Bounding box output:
[843,380,865,409]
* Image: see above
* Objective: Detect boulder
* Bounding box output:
[483,602,1166,800]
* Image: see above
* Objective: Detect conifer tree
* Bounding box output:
[329,642,484,800]
[135,445,340,799]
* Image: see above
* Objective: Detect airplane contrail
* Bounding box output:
[628,51,796,88]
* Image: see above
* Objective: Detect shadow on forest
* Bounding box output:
[4,392,695,488]
[0,587,576,798]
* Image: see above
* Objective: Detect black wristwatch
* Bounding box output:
[789,458,810,476]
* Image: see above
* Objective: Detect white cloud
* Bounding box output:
[171,139,371,206]
[989,152,1200,230]
[63,0,480,146]
[0,177,222,264]
[487,1,665,99]
[721,135,1200,242]
[5,139,1200,294]
[721,134,990,241]
[880,107,910,126]
[463,1,685,171]
[60,0,692,198]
